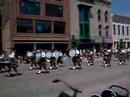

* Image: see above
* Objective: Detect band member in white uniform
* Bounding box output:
[57,51,64,67]
[46,50,53,70]
[103,49,112,67]
[118,49,126,65]
[0,51,7,70]
[7,49,19,76]
[50,50,57,69]
[69,49,82,70]
[28,50,38,70]
[36,50,50,74]
[87,50,94,66]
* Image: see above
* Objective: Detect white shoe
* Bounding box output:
[37,70,41,74]
[114,59,117,61]
[29,67,33,70]
[105,64,108,67]
[72,66,76,70]
[56,65,59,68]
[88,63,90,66]
[49,67,52,70]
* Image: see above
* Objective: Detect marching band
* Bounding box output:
[0,47,130,76]
[0,49,19,76]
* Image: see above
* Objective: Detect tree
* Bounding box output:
[119,39,125,49]
[67,35,80,50]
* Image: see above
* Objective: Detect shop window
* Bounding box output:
[54,21,65,34]
[17,19,33,33]
[36,20,51,33]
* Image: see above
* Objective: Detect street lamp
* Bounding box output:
[52,79,82,97]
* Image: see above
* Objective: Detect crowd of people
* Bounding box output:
[0,48,130,76]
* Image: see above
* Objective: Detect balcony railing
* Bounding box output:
[77,0,94,4]
[95,0,111,5]
[77,0,111,5]
[94,36,112,43]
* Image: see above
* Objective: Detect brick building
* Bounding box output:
[1,0,113,55]
[2,0,70,55]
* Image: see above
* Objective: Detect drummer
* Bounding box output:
[28,49,39,70]
[36,50,50,74]
[69,49,82,70]
[103,49,112,67]
[0,51,6,70]
[50,50,57,69]
[87,50,95,66]
[57,50,64,67]
[118,49,126,65]
[7,49,19,76]
[45,50,53,70]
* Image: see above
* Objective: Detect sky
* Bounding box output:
[112,0,130,16]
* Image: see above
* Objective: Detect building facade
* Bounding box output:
[2,0,70,55]
[112,14,130,49]
[2,0,113,55]
[70,0,112,51]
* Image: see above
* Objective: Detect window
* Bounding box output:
[118,25,120,35]
[79,6,89,21]
[113,24,116,35]
[127,26,129,36]
[80,24,84,37]
[45,4,63,17]
[104,11,108,22]
[20,0,40,15]
[98,25,102,36]
[79,5,90,39]
[105,26,109,36]
[54,21,65,34]
[97,9,101,21]
[36,20,51,33]
[17,19,33,33]
[122,26,124,35]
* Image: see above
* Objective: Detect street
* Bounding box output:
[0,58,130,97]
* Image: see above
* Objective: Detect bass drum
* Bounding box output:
[46,51,52,58]
[35,52,41,59]
[75,49,80,54]
[26,51,33,57]
[69,49,76,57]
[8,52,15,58]
[41,51,46,58]
[52,51,60,59]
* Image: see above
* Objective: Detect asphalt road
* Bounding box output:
[0,57,130,97]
